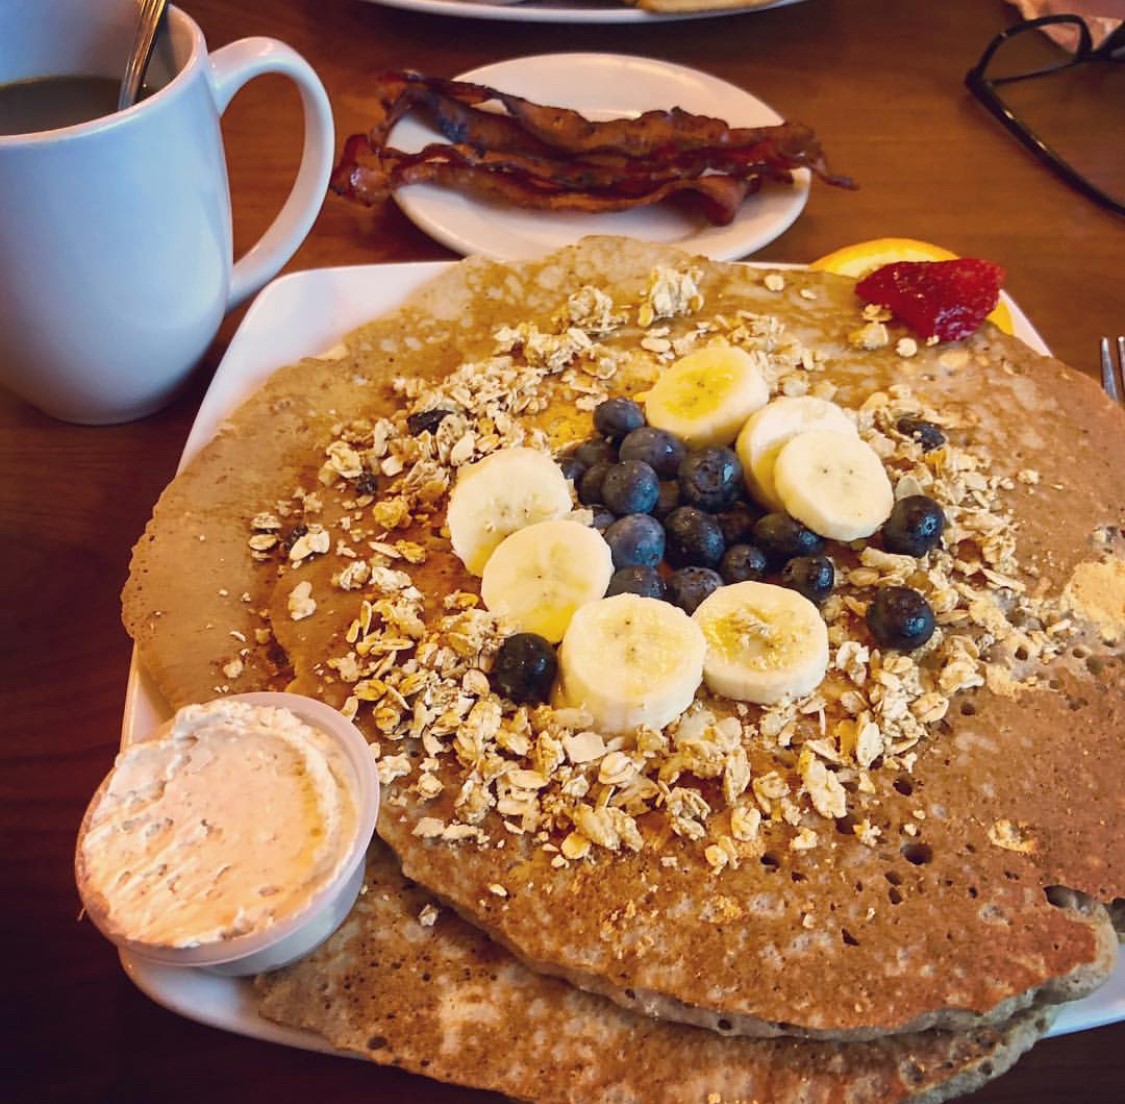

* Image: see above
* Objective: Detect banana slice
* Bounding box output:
[644,344,769,449]
[556,594,706,733]
[480,519,613,643]
[773,429,894,541]
[735,396,857,511]
[446,447,573,575]
[692,581,828,705]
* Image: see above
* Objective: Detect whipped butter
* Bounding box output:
[78,699,359,949]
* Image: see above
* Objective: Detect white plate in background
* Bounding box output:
[361,0,808,26]
[117,259,1121,1051]
[388,54,811,261]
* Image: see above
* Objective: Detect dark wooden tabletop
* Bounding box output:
[4,1,1123,1101]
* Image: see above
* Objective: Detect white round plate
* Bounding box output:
[388,53,810,262]
[361,0,808,27]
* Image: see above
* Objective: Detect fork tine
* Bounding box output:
[1101,337,1124,406]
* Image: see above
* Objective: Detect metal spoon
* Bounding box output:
[117,0,169,111]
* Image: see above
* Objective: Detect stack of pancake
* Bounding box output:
[122,238,1124,1103]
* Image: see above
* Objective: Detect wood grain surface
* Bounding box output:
[3,1,1122,1102]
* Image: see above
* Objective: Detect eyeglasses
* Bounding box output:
[966,14,1125,216]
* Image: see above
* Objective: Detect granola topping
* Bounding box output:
[236,265,1102,871]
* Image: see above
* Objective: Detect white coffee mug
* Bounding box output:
[0,1,334,424]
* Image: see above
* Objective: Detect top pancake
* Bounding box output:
[123,237,1124,1038]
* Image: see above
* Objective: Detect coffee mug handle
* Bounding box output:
[207,39,334,310]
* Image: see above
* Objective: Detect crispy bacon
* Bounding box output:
[413,74,823,164]
[332,71,854,227]
[335,137,762,224]
[337,136,798,198]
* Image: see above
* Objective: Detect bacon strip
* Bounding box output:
[332,71,854,227]
[333,137,764,224]
[344,138,796,195]
[414,74,818,161]
[401,153,758,223]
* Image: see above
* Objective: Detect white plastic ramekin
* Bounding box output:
[76,691,379,976]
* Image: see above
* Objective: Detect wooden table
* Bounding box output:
[5,1,1122,1101]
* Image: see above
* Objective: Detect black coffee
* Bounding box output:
[0,75,132,135]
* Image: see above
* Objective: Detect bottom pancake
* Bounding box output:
[255,840,1057,1104]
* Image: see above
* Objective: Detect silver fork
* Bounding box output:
[1100,336,1125,406]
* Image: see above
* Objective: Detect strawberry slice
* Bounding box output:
[855,258,1006,342]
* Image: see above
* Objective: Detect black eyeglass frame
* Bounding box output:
[965,14,1125,217]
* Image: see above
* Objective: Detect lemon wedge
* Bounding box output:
[811,237,1014,335]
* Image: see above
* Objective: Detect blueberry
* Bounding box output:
[558,455,585,483]
[653,480,681,521]
[666,567,724,614]
[896,417,946,452]
[866,586,936,651]
[717,504,758,546]
[589,505,615,532]
[604,514,665,569]
[720,544,768,585]
[577,460,611,505]
[593,398,645,442]
[882,495,946,557]
[678,447,743,512]
[573,437,617,468]
[490,633,558,704]
[601,460,660,516]
[664,506,725,568]
[619,426,686,478]
[752,512,825,569]
[781,555,835,604]
[606,565,666,600]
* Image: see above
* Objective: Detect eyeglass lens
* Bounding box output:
[981,23,1124,211]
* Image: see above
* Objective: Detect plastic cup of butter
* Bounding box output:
[75,691,380,977]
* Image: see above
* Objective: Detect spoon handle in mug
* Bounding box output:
[118,0,169,110]
[207,39,334,309]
